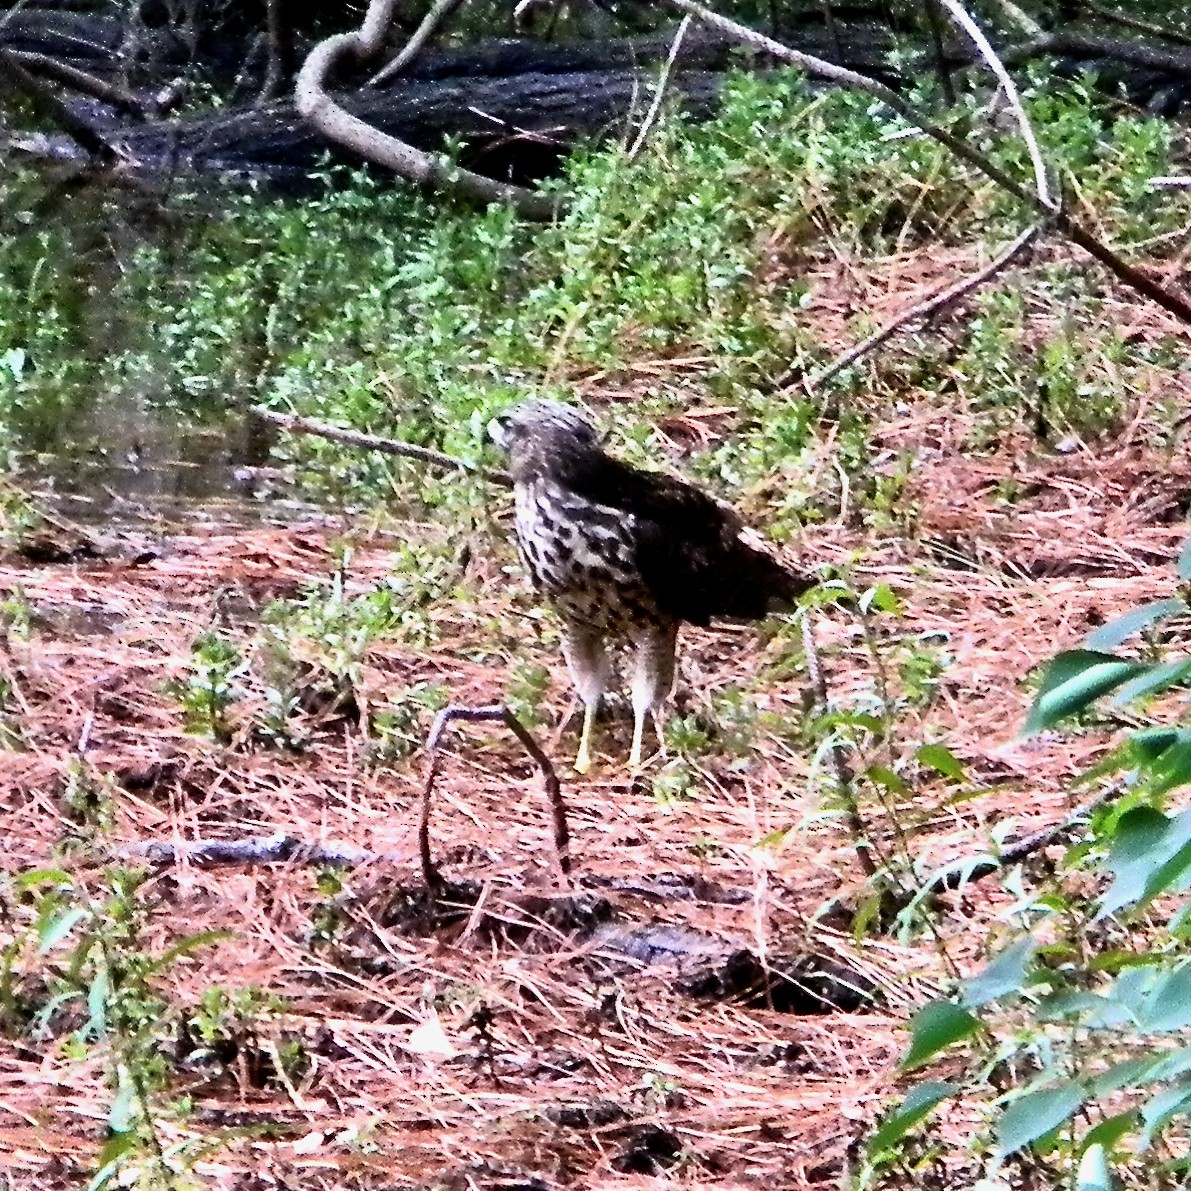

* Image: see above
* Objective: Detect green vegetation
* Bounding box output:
[2,75,1188,517]
[868,545,1191,1189]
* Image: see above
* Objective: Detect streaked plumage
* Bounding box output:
[489,399,811,772]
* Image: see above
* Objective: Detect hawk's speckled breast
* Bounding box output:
[514,477,668,634]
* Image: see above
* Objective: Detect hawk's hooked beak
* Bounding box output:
[487,416,510,450]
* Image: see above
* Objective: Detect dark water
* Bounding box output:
[3,166,310,527]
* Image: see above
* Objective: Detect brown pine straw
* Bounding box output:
[2,262,1191,1185]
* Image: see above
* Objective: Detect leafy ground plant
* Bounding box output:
[6,867,230,1189]
[866,538,1191,1188]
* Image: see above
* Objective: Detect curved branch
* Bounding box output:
[420,704,570,890]
[369,0,469,87]
[295,0,561,220]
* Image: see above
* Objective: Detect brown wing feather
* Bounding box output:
[553,449,811,627]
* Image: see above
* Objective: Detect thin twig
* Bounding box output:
[925,782,1126,893]
[626,15,692,162]
[420,704,571,890]
[370,0,470,86]
[781,219,1044,392]
[1082,0,1191,48]
[800,615,878,879]
[662,0,1191,326]
[250,406,511,486]
[937,0,1053,210]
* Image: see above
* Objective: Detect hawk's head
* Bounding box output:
[488,399,601,480]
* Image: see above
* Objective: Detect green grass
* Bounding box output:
[2,72,1188,517]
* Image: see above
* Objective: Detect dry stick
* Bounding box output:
[1081,1,1191,49]
[625,15,692,162]
[925,782,1125,894]
[663,0,1191,326]
[1012,31,1191,75]
[369,0,470,86]
[0,46,113,158]
[799,616,878,879]
[250,406,512,486]
[419,704,571,891]
[296,0,560,220]
[9,50,148,116]
[122,831,386,867]
[782,219,1044,392]
[938,0,1052,210]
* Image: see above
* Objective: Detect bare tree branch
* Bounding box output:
[419,704,571,890]
[296,0,561,220]
[1003,31,1191,77]
[783,219,1044,393]
[1081,1,1191,49]
[369,0,470,87]
[938,0,1053,210]
[626,13,691,162]
[663,0,1191,326]
[249,406,512,486]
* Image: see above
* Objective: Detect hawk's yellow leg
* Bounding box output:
[575,702,597,775]
[629,708,646,771]
[629,623,678,771]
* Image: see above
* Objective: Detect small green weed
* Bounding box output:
[369,682,450,761]
[167,631,245,743]
[6,866,229,1188]
[651,758,699,805]
[507,660,552,729]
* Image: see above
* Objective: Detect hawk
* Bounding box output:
[489,399,812,773]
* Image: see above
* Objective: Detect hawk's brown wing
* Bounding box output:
[553,449,811,627]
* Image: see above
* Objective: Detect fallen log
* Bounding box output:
[3,22,900,185]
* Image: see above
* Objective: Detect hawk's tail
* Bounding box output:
[710,528,815,622]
